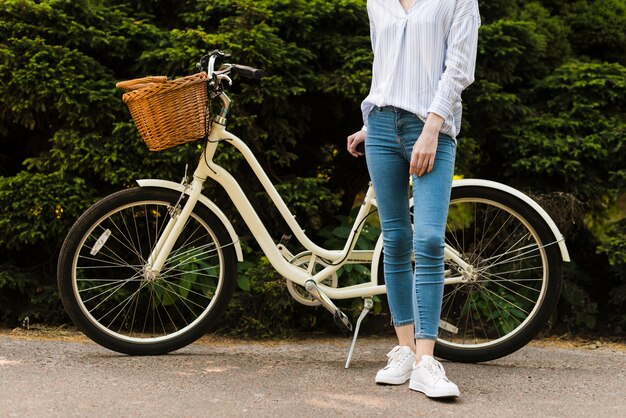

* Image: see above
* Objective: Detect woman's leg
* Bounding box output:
[365,108,415,346]
[410,135,456,361]
[371,110,460,397]
[406,133,461,398]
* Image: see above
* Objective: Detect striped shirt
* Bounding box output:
[362,0,480,139]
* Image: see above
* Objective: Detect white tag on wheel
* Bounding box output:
[90,229,111,256]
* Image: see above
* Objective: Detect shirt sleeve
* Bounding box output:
[369,5,376,51]
[361,8,377,130]
[428,0,481,120]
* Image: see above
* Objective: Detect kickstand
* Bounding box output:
[345,297,374,369]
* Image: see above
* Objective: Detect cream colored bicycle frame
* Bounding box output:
[145,101,480,301]
[146,81,571,302]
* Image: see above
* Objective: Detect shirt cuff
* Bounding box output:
[361,125,367,132]
[428,96,455,121]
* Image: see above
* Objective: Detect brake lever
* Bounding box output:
[216,73,232,86]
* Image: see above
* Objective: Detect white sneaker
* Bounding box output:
[375,346,415,385]
[409,355,460,398]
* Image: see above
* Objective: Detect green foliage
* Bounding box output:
[319,211,385,317]
[270,177,342,232]
[0,0,625,337]
[0,172,95,250]
[0,264,63,326]
[219,255,316,338]
[564,0,626,65]
[467,290,528,336]
[597,217,626,315]
[560,264,600,330]
[505,61,626,211]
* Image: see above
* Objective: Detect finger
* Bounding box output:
[426,156,435,173]
[409,152,421,175]
[347,137,355,153]
[415,153,426,176]
[418,153,432,176]
[409,154,418,174]
[347,140,361,157]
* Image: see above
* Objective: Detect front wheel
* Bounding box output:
[57,187,238,355]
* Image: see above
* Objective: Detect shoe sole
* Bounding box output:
[409,381,460,398]
[375,372,412,385]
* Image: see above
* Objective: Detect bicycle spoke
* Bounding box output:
[153,282,184,332]
[157,281,196,326]
[477,244,543,272]
[78,277,140,294]
[126,283,143,337]
[152,280,212,311]
[474,212,515,265]
[481,277,537,306]
[483,289,503,340]
[481,286,529,318]
[480,228,530,264]
[98,280,149,326]
[106,217,147,265]
[83,234,141,270]
[146,284,166,337]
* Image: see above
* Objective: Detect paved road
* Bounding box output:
[0,332,624,417]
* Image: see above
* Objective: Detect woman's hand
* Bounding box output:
[410,113,445,176]
[347,129,366,157]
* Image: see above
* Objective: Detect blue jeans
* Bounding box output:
[365,106,456,340]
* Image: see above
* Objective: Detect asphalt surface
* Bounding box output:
[0,331,625,417]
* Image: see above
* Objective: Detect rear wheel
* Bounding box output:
[376,185,563,362]
[57,187,237,355]
[436,185,562,362]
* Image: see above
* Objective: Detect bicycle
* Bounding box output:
[57,50,570,366]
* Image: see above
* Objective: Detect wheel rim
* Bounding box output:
[71,200,225,344]
[439,197,550,350]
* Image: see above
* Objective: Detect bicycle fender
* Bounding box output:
[136,179,244,261]
[452,179,570,262]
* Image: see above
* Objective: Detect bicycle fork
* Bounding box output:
[145,177,205,277]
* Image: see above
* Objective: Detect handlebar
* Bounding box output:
[193,50,264,125]
[197,50,264,91]
[231,64,264,80]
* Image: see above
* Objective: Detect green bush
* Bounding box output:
[1,0,625,337]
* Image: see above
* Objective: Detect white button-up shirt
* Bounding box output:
[362,0,480,139]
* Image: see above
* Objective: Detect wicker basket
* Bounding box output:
[116,73,209,151]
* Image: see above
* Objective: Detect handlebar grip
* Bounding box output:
[116,76,168,91]
[232,64,264,79]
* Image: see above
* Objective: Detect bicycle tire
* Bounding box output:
[57,187,238,355]
[377,185,562,362]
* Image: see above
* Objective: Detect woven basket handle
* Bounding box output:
[116,76,169,91]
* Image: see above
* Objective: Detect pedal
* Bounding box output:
[333,310,353,336]
[305,279,353,336]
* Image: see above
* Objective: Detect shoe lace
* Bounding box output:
[385,346,410,368]
[423,358,451,384]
